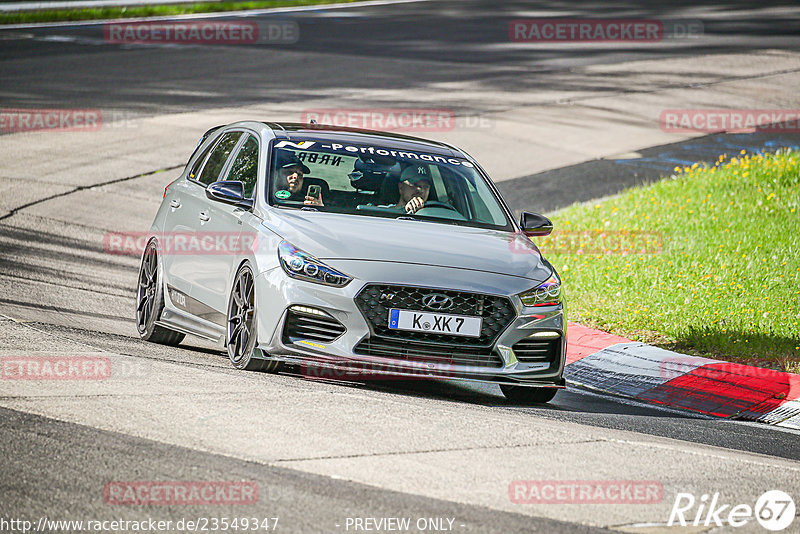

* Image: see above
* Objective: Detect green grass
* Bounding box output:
[537,149,800,372]
[0,0,358,24]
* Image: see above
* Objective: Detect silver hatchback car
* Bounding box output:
[136,122,566,403]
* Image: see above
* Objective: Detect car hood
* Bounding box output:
[264,210,552,282]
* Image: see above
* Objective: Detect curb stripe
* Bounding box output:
[565,342,717,398]
[563,324,800,429]
[758,400,800,428]
[637,362,800,418]
[637,367,779,418]
[565,322,630,364]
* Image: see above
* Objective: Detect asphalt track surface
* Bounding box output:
[1,1,800,532]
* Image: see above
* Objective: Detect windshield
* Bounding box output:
[267,139,512,230]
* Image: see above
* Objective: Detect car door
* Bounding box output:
[161,134,215,300]
[189,132,261,320]
[161,130,243,324]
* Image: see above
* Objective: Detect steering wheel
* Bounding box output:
[420,201,459,212]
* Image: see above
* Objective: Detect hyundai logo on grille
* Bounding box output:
[422,293,453,311]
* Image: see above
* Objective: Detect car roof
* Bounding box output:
[260,121,466,158]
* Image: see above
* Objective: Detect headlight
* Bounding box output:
[518,273,561,307]
[278,241,352,287]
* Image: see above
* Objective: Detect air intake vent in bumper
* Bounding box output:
[283,307,345,344]
[512,336,561,363]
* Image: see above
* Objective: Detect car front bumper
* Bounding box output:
[253,261,566,388]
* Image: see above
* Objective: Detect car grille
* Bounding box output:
[353,337,503,368]
[283,308,346,343]
[354,284,516,347]
[352,284,515,368]
[512,337,561,363]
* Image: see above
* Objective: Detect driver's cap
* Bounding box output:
[400,165,432,185]
[275,149,311,174]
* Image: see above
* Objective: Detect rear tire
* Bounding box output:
[500,385,558,404]
[136,240,185,346]
[226,264,283,373]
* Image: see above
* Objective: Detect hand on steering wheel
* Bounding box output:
[404,196,426,214]
[417,200,459,212]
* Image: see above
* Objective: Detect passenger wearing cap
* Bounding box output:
[274,149,327,206]
[396,165,433,214]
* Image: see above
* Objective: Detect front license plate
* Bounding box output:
[388,309,482,337]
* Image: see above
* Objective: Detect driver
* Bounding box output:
[395,165,432,214]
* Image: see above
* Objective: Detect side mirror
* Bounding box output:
[520,211,553,237]
[206,181,253,209]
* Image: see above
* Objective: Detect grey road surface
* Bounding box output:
[1,1,799,532]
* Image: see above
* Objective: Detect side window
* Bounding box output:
[187,142,213,181]
[196,132,242,186]
[224,135,259,198]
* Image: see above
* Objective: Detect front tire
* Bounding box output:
[501,385,558,404]
[226,264,282,373]
[136,240,185,346]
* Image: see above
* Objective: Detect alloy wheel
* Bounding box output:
[227,267,256,363]
[136,245,158,333]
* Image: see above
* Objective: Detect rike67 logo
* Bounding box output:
[669,490,795,531]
